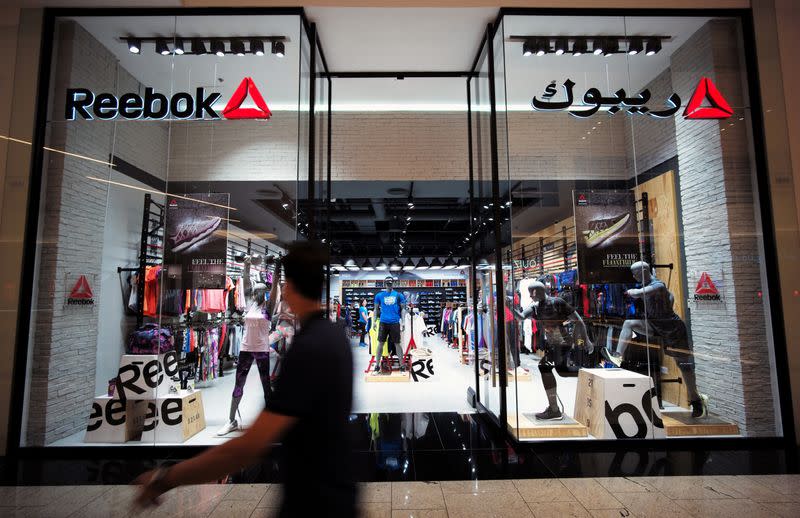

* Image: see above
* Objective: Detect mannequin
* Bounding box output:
[373,276,406,372]
[604,261,707,418]
[216,255,281,436]
[515,281,594,421]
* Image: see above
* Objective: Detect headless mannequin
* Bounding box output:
[217,255,281,436]
[373,277,406,371]
[514,282,594,420]
[609,261,706,417]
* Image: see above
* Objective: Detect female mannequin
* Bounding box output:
[216,255,281,436]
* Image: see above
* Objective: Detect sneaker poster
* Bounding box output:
[573,190,639,283]
[164,193,230,290]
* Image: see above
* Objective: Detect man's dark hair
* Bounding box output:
[283,240,328,300]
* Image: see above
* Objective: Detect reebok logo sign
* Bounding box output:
[694,272,721,301]
[684,77,733,120]
[66,88,222,121]
[65,77,271,121]
[67,274,94,305]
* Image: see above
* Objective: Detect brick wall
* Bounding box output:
[26,21,169,445]
[672,20,774,435]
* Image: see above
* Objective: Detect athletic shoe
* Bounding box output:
[515,366,529,376]
[359,342,367,347]
[216,419,239,436]
[170,216,222,253]
[534,407,564,421]
[601,347,622,368]
[691,394,709,418]
[582,213,630,248]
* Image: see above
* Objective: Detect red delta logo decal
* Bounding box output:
[222,77,272,120]
[68,275,95,305]
[694,272,721,301]
[683,77,733,120]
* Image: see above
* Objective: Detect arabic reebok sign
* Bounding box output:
[65,77,271,121]
[532,77,732,120]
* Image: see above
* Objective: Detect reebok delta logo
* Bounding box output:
[68,274,95,305]
[683,77,733,120]
[65,77,271,121]
[694,272,721,301]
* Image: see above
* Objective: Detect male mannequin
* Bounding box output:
[373,276,406,372]
[515,281,594,421]
[604,261,707,418]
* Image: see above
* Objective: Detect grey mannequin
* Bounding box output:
[604,261,708,418]
[514,282,594,421]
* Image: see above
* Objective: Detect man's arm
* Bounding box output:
[135,411,296,506]
[374,294,381,321]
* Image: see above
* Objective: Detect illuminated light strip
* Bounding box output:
[2,134,117,167]
[85,176,237,211]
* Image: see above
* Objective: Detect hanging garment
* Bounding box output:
[200,289,226,313]
[235,277,246,311]
[128,273,139,312]
[143,266,161,317]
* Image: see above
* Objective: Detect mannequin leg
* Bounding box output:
[229,352,255,422]
[538,363,559,411]
[254,352,271,406]
[617,319,647,359]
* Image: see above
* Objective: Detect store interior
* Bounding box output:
[25,9,781,447]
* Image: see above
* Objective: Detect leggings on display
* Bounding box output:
[229,351,271,422]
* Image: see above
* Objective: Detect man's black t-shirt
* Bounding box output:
[265,312,355,517]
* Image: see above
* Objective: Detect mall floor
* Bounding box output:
[0,475,799,517]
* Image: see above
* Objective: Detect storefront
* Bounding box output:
[10,7,794,450]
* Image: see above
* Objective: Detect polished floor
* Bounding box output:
[1,475,800,517]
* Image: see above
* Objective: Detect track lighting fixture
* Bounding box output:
[604,38,619,57]
[251,39,265,56]
[593,39,604,55]
[272,40,285,57]
[231,39,245,56]
[554,37,568,56]
[173,39,185,55]
[535,38,547,56]
[211,39,225,57]
[628,37,643,55]
[191,38,207,54]
[155,39,170,55]
[522,39,535,57]
[127,38,141,54]
[645,38,662,55]
[572,38,587,56]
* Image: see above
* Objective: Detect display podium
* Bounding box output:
[574,368,665,439]
[84,397,149,443]
[140,390,206,443]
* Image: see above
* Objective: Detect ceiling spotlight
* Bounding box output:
[231,39,245,56]
[628,37,643,55]
[272,40,285,57]
[604,38,619,57]
[554,37,568,56]
[593,39,604,55]
[535,38,548,56]
[645,38,662,56]
[376,258,389,270]
[403,258,416,271]
[251,39,265,56]
[416,258,430,270]
[344,259,359,271]
[389,259,403,271]
[442,258,457,270]
[127,38,141,54]
[572,38,587,56]
[407,201,414,208]
[156,39,170,55]
[522,39,535,57]
[173,39,185,55]
[211,39,225,57]
[406,216,412,221]
[191,38,207,55]
[429,258,443,270]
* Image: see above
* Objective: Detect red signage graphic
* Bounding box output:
[68,274,95,304]
[222,77,272,120]
[694,272,721,300]
[683,77,733,120]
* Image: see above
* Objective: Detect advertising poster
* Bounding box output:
[573,190,639,284]
[164,193,229,290]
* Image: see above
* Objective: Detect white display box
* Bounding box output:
[140,390,206,444]
[115,351,180,400]
[574,368,665,439]
[83,397,149,443]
